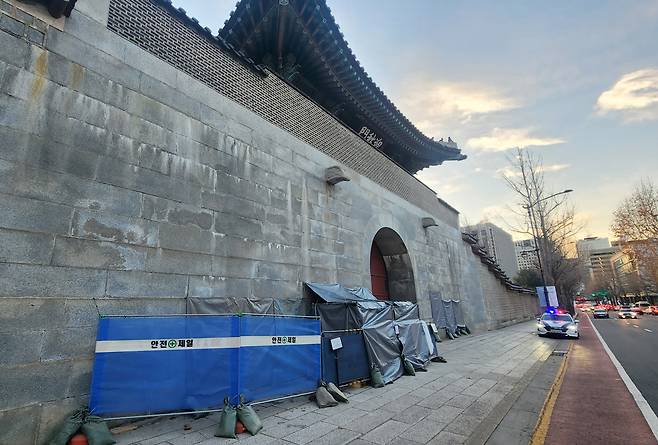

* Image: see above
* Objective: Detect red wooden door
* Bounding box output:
[370,243,389,300]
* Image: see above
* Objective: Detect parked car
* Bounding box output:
[537,312,580,338]
[618,306,637,319]
[650,306,658,316]
[593,308,609,319]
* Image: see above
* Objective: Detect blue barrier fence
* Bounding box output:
[89,315,321,418]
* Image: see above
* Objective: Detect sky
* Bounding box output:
[173,0,658,240]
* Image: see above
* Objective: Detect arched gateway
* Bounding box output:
[369,228,417,302]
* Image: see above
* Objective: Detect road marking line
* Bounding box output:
[530,342,572,445]
[644,329,653,333]
[633,324,640,328]
[588,314,658,441]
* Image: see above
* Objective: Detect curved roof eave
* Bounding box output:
[219,0,465,170]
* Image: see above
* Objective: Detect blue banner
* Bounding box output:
[239,315,321,402]
[89,315,320,417]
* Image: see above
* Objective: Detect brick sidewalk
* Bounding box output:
[112,322,558,445]
[544,315,656,445]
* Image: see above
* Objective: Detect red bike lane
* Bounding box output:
[544,315,657,445]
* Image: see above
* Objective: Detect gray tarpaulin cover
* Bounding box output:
[187,297,311,316]
[307,283,438,384]
[397,318,435,369]
[452,299,465,325]
[442,299,457,334]
[361,307,403,383]
[393,301,420,321]
[430,293,448,328]
[430,295,465,335]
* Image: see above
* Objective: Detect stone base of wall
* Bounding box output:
[0,2,539,444]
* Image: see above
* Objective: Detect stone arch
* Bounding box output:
[370,227,417,302]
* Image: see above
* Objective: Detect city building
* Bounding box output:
[515,239,538,271]
[463,223,520,278]
[576,236,611,260]
[611,240,658,296]
[576,237,618,285]
[0,0,539,439]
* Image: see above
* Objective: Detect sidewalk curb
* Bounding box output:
[588,314,658,441]
[529,342,571,445]
[464,345,557,445]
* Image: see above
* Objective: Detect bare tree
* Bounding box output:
[611,180,658,293]
[502,149,583,312]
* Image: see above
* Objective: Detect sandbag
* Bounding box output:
[370,364,385,388]
[402,355,415,376]
[47,408,86,445]
[80,416,115,445]
[237,395,263,435]
[215,398,237,439]
[315,386,339,408]
[324,381,348,403]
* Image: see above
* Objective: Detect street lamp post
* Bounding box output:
[522,189,573,309]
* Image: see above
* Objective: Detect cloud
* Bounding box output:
[467,128,565,152]
[396,81,520,136]
[596,68,658,121]
[480,205,522,228]
[415,169,469,197]
[496,163,571,178]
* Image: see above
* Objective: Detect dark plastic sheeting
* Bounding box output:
[311,283,439,384]
[306,283,377,303]
[89,315,321,417]
[187,297,312,316]
[317,304,361,331]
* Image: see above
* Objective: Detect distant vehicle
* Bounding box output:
[593,308,609,319]
[537,312,580,338]
[634,301,652,314]
[650,306,658,316]
[618,306,638,319]
[631,306,644,315]
[612,305,621,311]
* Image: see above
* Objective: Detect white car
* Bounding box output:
[618,306,637,319]
[537,313,580,339]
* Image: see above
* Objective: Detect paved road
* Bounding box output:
[590,313,658,414]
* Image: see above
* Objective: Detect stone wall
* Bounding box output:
[0,1,538,443]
